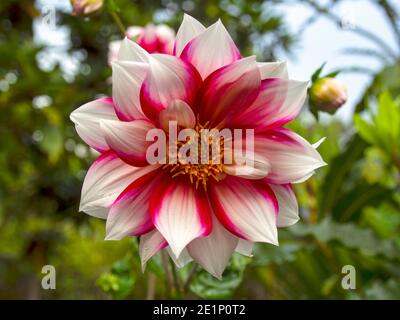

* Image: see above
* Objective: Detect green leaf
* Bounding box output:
[376,91,400,148]
[354,114,379,145]
[308,98,320,121]
[252,243,301,266]
[291,219,400,259]
[96,255,135,299]
[331,183,396,222]
[362,279,400,299]
[323,70,341,78]
[311,62,326,82]
[319,135,367,217]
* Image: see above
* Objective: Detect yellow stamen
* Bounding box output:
[163,117,225,191]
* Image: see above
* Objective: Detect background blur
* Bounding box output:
[0,0,399,299]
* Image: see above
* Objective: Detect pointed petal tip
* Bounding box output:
[312,137,327,149]
[141,262,147,273]
[104,234,116,241]
[169,245,186,261]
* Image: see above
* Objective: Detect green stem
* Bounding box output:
[110,11,125,36]
[183,264,198,295]
[161,251,175,298]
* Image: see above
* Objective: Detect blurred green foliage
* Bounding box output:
[0,0,399,299]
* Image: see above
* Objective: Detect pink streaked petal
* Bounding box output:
[159,99,196,131]
[140,54,201,122]
[232,79,308,131]
[269,184,299,228]
[209,176,279,244]
[112,61,149,121]
[139,230,168,271]
[188,215,238,279]
[149,176,212,257]
[80,151,159,219]
[117,37,150,62]
[180,19,241,79]
[258,61,288,80]
[100,119,156,167]
[105,170,161,240]
[255,128,327,184]
[198,56,260,126]
[70,98,117,152]
[174,13,206,56]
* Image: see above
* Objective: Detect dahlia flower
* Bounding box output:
[108,24,175,64]
[71,14,326,279]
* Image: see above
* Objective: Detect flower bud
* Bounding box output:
[70,0,103,16]
[310,77,347,113]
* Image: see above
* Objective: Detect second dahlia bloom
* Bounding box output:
[108,24,175,64]
[71,14,326,279]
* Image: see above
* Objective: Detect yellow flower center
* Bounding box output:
[163,120,226,190]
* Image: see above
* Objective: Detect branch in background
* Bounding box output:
[339,66,377,75]
[306,0,399,60]
[341,47,392,64]
[146,273,157,300]
[376,0,400,50]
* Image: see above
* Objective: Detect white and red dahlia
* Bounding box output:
[71,14,326,279]
[108,23,175,64]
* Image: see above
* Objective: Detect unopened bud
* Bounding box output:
[310,77,347,113]
[70,0,103,16]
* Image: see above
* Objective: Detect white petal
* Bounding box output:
[312,137,326,149]
[174,13,206,56]
[258,61,288,79]
[117,37,149,62]
[139,230,167,272]
[167,247,193,268]
[223,150,271,179]
[108,40,121,65]
[270,184,299,228]
[235,239,254,257]
[70,98,117,152]
[112,61,148,121]
[188,216,238,279]
[79,151,154,219]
